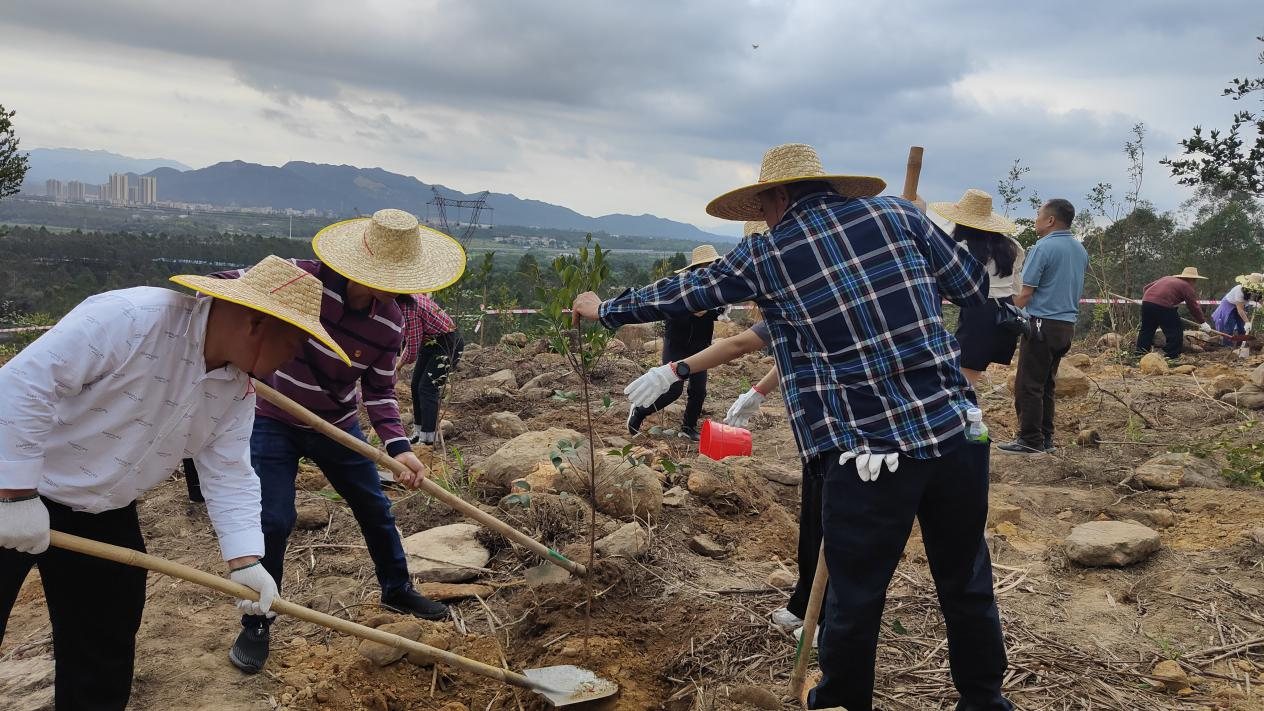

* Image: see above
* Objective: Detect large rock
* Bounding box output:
[499,332,528,348]
[642,338,663,354]
[456,369,518,400]
[1063,353,1091,369]
[521,370,565,391]
[555,451,663,521]
[689,533,728,558]
[1139,353,1169,375]
[1065,521,1161,567]
[0,656,54,711]
[1134,452,1225,490]
[480,411,527,439]
[722,456,802,486]
[1252,362,1264,389]
[1007,363,1090,397]
[402,523,492,583]
[358,621,423,666]
[1211,375,1244,399]
[1221,390,1264,410]
[478,428,585,488]
[594,522,649,559]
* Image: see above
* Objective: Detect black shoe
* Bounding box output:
[229,621,270,674]
[382,586,449,620]
[679,425,701,442]
[627,405,647,436]
[996,440,1045,455]
[1043,437,1057,453]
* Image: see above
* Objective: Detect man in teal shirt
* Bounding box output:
[999,199,1088,454]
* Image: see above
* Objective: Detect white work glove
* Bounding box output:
[1246,321,1254,334]
[1199,322,1213,333]
[839,451,900,483]
[0,496,50,554]
[624,363,680,408]
[230,562,278,617]
[724,388,766,428]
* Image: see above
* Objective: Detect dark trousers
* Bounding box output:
[786,462,824,619]
[409,329,464,440]
[1135,301,1184,359]
[242,416,411,627]
[1013,319,1074,448]
[632,371,707,430]
[1,499,147,711]
[182,458,204,502]
[809,436,1011,711]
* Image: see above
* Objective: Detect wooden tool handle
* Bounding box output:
[251,379,586,577]
[789,543,829,699]
[49,531,538,691]
[902,146,924,201]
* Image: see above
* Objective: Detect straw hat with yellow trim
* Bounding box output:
[743,220,769,238]
[705,143,887,221]
[1173,266,1207,280]
[929,189,1017,235]
[676,244,722,273]
[170,255,351,365]
[312,208,466,294]
[1237,272,1264,291]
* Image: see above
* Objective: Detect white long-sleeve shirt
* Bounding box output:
[987,237,1026,299]
[0,288,263,560]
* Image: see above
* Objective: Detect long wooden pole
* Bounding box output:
[902,146,925,201]
[789,543,829,700]
[251,379,586,577]
[1107,292,1240,339]
[49,531,543,692]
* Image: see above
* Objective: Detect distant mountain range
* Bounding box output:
[24,148,190,184]
[26,149,733,242]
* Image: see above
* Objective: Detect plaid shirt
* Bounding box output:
[599,193,988,460]
[399,295,456,365]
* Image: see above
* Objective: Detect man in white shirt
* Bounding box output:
[0,255,349,711]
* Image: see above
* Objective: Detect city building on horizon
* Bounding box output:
[138,175,157,204]
[108,173,128,203]
[45,179,64,200]
[66,181,86,201]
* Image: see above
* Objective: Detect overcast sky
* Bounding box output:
[2,1,1261,235]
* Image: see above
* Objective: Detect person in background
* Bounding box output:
[999,199,1088,456]
[1134,267,1212,360]
[401,294,464,446]
[1211,272,1262,344]
[625,244,725,442]
[929,190,1025,388]
[576,143,1010,711]
[0,255,340,710]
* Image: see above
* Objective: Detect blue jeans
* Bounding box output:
[243,416,411,626]
[809,434,1011,711]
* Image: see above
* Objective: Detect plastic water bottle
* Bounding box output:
[966,407,990,444]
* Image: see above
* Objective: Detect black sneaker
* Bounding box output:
[381,586,449,620]
[679,425,701,442]
[229,621,270,674]
[996,440,1045,455]
[1044,437,1057,453]
[627,405,647,436]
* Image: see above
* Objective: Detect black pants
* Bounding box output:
[182,458,204,502]
[1013,319,1074,448]
[809,436,1011,711]
[410,329,464,443]
[1135,301,1184,359]
[632,370,707,430]
[786,462,824,618]
[1,499,147,711]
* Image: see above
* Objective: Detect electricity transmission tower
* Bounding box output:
[426,188,492,249]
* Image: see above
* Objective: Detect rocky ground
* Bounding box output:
[4,321,1264,710]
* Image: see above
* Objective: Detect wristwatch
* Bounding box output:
[673,361,691,379]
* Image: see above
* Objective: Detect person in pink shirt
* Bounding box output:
[1135,267,1212,360]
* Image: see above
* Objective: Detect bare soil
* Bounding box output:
[4,336,1264,710]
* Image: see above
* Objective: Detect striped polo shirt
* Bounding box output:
[214,259,413,456]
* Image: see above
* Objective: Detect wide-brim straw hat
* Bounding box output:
[929,189,1017,235]
[171,255,350,364]
[1236,272,1264,290]
[676,244,722,273]
[705,143,887,221]
[1173,266,1207,280]
[743,220,769,238]
[312,208,466,294]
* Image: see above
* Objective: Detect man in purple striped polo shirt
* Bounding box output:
[224,209,467,674]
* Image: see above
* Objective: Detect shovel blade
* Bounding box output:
[523,665,618,707]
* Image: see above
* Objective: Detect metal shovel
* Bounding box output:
[49,531,618,707]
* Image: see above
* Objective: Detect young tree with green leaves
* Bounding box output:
[0,104,31,200]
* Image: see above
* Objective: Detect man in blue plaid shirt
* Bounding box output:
[574,144,1012,711]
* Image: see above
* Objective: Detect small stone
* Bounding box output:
[767,570,797,589]
[480,411,528,439]
[1136,509,1176,528]
[1076,429,1101,447]
[500,332,528,348]
[437,702,469,711]
[663,486,688,507]
[1057,510,1073,520]
[1211,375,1245,399]
[358,621,423,666]
[988,503,1023,527]
[304,576,359,613]
[994,521,1019,537]
[728,684,782,709]
[642,338,663,353]
[1097,333,1122,350]
[440,419,455,437]
[1149,659,1192,692]
[606,338,627,353]
[1252,362,1264,389]
[524,561,572,588]
[405,627,454,667]
[1250,528,1264,546]
[689,534,728,558]
[594,522,650,559]
[1221,390,1264,409]
[1139,352,1169,375]
[416,583,495,601]
[1066,521,1161,567]
[1171,364,1196,375]
[1064,353,1091,368]
[1134,463,1184,490]
[686,468,725,498]
[294,502,328,530]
